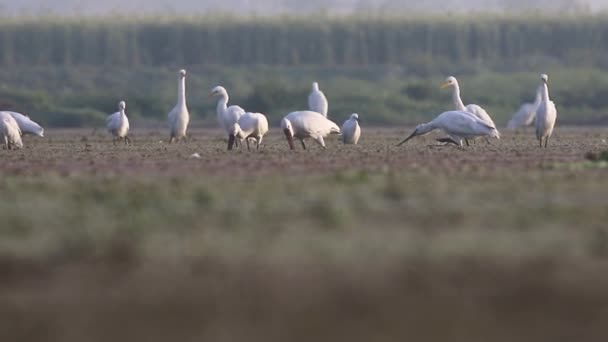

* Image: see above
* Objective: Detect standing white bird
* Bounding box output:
[535,74,558,148]
[281,111,340,150]
[308,82,328,117]
[397,111,500,148]
[234,112,269,151]
[168,69,190,143]
[440,76,497,131]
[210,86,245,150]
[106,101,131,145]
[6,112,44,137]
[0,111,23,150]
[507,90,542,130]
[341,113,361,144]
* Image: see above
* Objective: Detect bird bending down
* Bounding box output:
[440,76,498,143]
[341,113,361,144]
[233,112,269,151]
[308,82,328,117]
[106,101,131,145]
[507,89,542,130]
[0,111,23,150]
[210,86,245,150]
[281,111,340,150]
[535,74,558,148]
[6,112,44,137]
[397,110,500,148]
[168,69,190,143]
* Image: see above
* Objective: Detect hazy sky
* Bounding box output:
[1,0,606,16]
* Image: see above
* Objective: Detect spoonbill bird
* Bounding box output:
[440,76,498,132]
[233,112,269,151]
[507,89,542,130]
[535,74,558,148]
[308,82,328,117]
[397,111,500,148]
[106,101,131,145]
[341,113,361,144]
[210,86,245,150]
[6,112,44,137]
[0,111,23,150]
[281,111,340,150]
[168,69,190,143]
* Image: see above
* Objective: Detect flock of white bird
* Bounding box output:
[0,69,557,151]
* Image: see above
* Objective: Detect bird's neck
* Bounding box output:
[120,110,127,121]
[177,77,186,108]
[419,122,435,135]
[541,83,550,103]
[216,94,228,115]
[452,84,466,111]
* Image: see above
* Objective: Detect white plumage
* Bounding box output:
[281,110,340,150]
[6,112,44,137]
[535,74,558,148]
[308,82,328,117]
[235,112,269,151]
[397,110,500,148]
[168,69,190,143]
[106,101,131,145]
[341,113,361,144]
[210,85,245,150]
[507,90,542,129]
[441,76,498,131]
[0,111,23,150]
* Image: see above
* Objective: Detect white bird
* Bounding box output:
[5,112,44,137]
[281,111,340,150]
[0,111,23,150]
[210,85,245,150]
[308,82,328,117]
[341,113,361,144]
[397,110,500,148]
[168,69,190,143]
[106,100,131,145]
[507,90,542,130]
[535,74,558,148]
[441,76,498,131]
[234,112,269,151]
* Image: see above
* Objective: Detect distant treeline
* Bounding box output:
[0,16,606,68]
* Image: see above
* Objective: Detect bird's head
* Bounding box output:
[440,76,458,89]
[209,86,227,98]
[118,101,126,111]
[179,69,187,78]
[350,113,360,122]
[281,118,295,150]
[540,74,549,84]
[397,123,431,146]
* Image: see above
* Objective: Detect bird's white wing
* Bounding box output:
[106,112,120,130]
[507,103,536,129]
[308,91,328,117]
[438,111,494,137]
[7,111,44,137]
[465,104,496,128]
[341,119,355,142]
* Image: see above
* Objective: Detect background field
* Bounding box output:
[2,12,608,342]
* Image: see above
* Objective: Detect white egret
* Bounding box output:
[507,90,542,129]
[397,110,500,148]
[281,111,340,150]
[210,85,245,150]
[106,101,131,145]
[535,74,558,148]
[6,112,44,137]
[0,112,23,150]
[308,82,328,117]
[341,113,361,144]
[234,112,269,151]
[168,69,190,143]
[440,76,497,130]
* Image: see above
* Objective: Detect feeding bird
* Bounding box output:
[6,112,44,137]
[210,85,245,150]
[0,111,23,150]
[281,111,340,150]
[233,112,269,151]
[397,110,500,148]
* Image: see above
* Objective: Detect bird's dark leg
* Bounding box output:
[301,139,306,150]
[436,138,461,146]
[485,137,491,144]
[246,139,251,152]
[539,138,543,148]
[466,139,470,147]
[545,137,549,148]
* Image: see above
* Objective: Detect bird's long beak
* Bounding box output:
[283,128,295,150]
[397,129,418,146]
[440,82,450,89]
[227,134,236,150]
